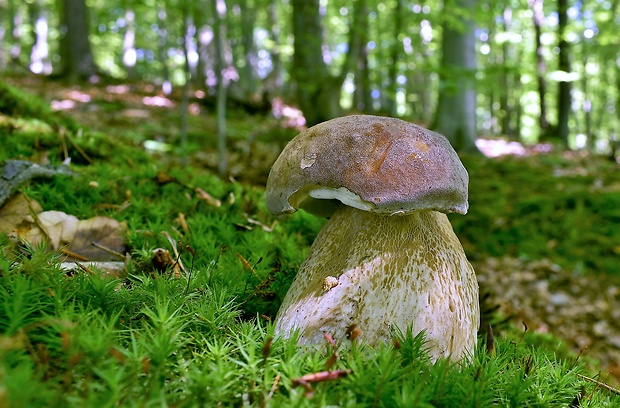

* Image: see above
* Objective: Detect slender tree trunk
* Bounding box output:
[529,0,550,135]
[353,0,371,112]
[263,0,284,101]
[385,0,403,116]
[0,1,6,70]
[432,0,479,153]
[7,0,22,67]
[213,0,229,176]
[58,0,97,81]
[500,6,515,137]
[237,0,260,99]
[28,1,51,74]
[122,4,137,79]
[581,52,593,150]
[557,0,572,147]
[180,6,192,162]
[157,4,171,94]
[292,0,341,126]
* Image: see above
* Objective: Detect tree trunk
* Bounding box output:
[237,0,260,99]
[157,4,171,94]
[58,0,97,81]
[557,0,572,147]
[0,1,5,70]
[28,1,51,75]
[122,4,137,79]
[262,0,284,101]
[529,0,550,135]
[213,0,229,176]
[385,0,403,116]
[432,0,479,153]
[353,0,371,112]
[292,0,341,126]
[8,0,23,68]
[500,6,515,138]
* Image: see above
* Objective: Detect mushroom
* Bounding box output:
[265,115,479,362]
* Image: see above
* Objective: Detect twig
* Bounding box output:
[91,241,126,260]
[183,245,196,295]
[486,324,495,355]
[22,194,55,249]
[63,128,94,164]
[0,162,73,207]
[576,373,620,396]
[75,262,95,275]
[268,373,281,399]
[161,231,186,277]
[58,129,69,160]
[60,248,90,262]
[292,369,353,398]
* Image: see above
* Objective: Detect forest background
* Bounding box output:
[1,0,620,405]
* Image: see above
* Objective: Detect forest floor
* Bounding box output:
[4,74,620,386]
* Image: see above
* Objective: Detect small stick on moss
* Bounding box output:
[183,244,196,296]
[75,262,95,275]
[292,369,353,398]
[486,324,495,355]
[161,231,186,276]
[58,129,69,160]
[268,373,280,399]
[23,193,53,243]
[576,373,620,396]
[61,248,90,262]
[63,128,94,164]
[91,241,126,260]
[208,245,225,287]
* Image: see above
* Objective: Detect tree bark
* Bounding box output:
[122,4,137,79]
[557,0,572,147]
[58,0,98,81]
[292,0,341,126]
[262,0,284,101]
[529,0,550,135]
[500,6,515,138]
[432,0,479,153]
[213,0,229,176]
[237,0,260,99]
[157,4,171,94]
[385,0,404,116]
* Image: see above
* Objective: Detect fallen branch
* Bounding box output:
[292,369,352,398]
[576,373,620,396]
[0,160,73,207]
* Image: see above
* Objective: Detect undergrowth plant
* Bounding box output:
[1,81,620,406]
[1,244,619,407]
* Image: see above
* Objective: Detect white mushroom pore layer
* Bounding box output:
[274,203,479,362]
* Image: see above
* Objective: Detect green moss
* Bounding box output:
[1,84,619,406]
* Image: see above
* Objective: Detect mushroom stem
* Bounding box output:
[275,205,479,362]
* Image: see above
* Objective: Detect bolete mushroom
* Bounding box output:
[265,115,479,362]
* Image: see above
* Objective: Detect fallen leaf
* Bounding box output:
[69,217,127,261]
[37,211,79,249]
[0,193,42,232]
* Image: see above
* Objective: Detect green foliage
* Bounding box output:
[2,84,620,406]
[0,81,77,131]
[452,153,620,277]
[0,254,618,406]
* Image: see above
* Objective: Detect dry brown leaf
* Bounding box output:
[68,217,127,261]
[37,211,79,249]
[0,193,42,232]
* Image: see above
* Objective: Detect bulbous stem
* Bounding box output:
[275,206,479,361]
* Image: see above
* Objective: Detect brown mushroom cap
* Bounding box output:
[265,115,469,217]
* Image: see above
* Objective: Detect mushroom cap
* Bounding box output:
[265,115,469,217]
